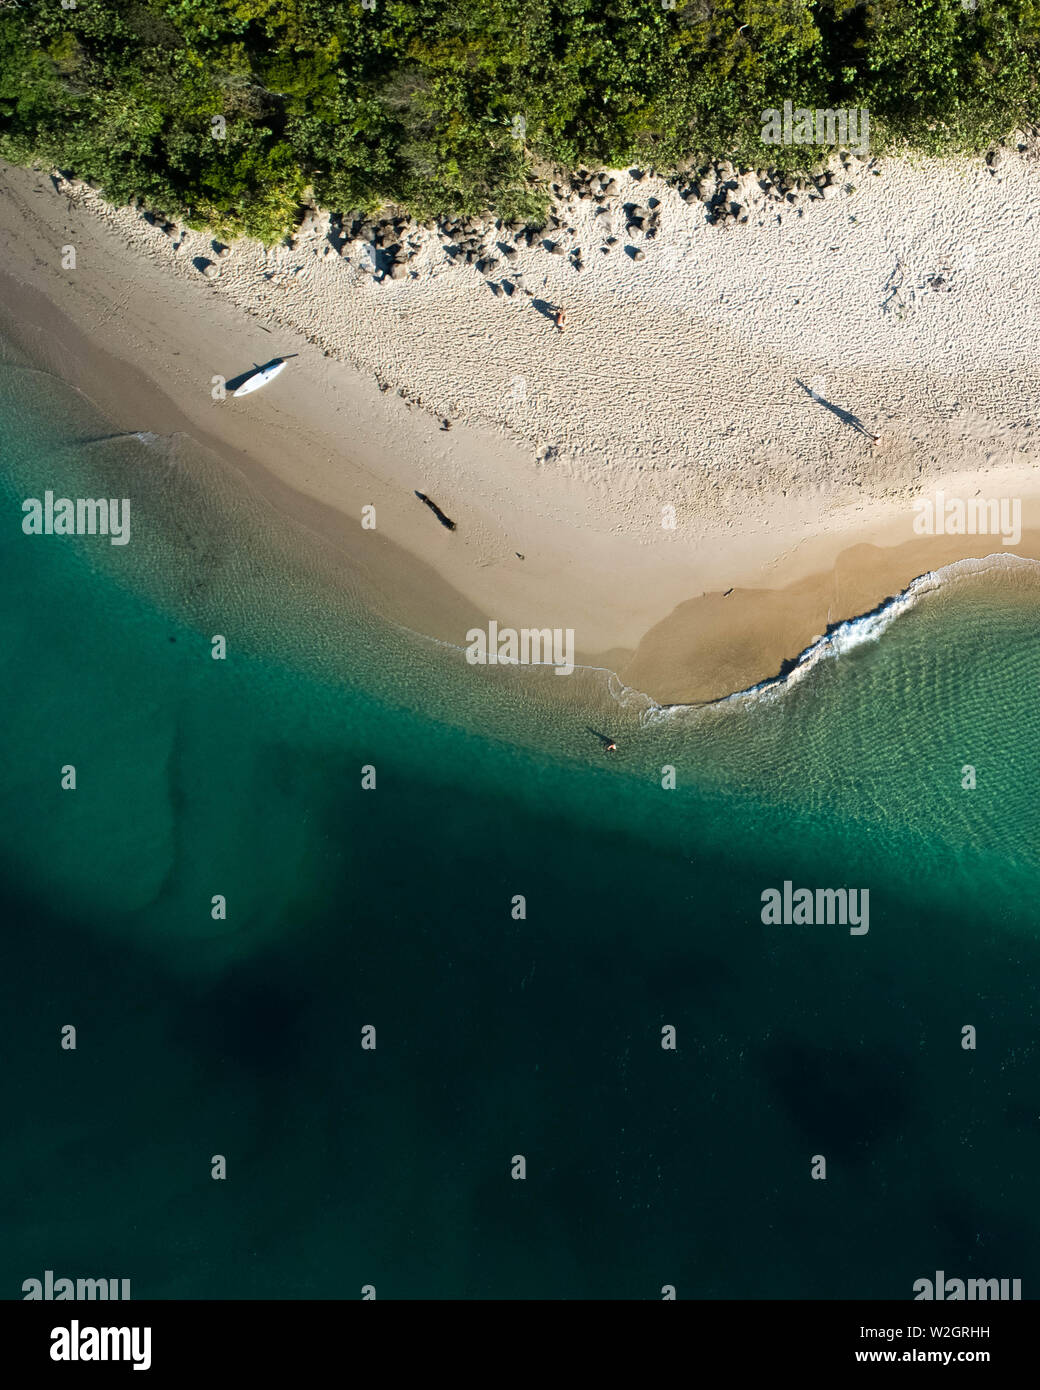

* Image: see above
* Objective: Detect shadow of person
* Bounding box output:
[585,726,617,751]
[795,379,877,440]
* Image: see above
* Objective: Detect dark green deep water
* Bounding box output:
[2,341,1039,1300]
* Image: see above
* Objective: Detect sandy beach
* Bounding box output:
[2,152,1039,704]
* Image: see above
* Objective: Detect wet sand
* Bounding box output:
[2,157,1039,703]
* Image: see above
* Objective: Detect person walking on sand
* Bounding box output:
[555,307,568,333]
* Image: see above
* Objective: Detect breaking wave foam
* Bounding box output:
[636,552,1040,728]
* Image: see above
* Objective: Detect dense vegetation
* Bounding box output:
[1,0,1038,240]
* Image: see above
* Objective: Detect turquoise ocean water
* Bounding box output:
[2,330,1039,1299]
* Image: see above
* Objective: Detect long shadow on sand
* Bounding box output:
[795,378,877,439]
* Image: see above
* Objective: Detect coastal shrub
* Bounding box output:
[0,0,1037,239]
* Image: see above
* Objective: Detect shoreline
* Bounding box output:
[2,157,1039,704]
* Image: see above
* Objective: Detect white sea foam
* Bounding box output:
[387,552,1038,732]
[637,552,1040,727]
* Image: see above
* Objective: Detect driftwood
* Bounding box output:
[414,491,456,531]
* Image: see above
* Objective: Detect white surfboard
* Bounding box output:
[233,359,287,397]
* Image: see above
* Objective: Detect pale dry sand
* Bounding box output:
[2,153,1038,703]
